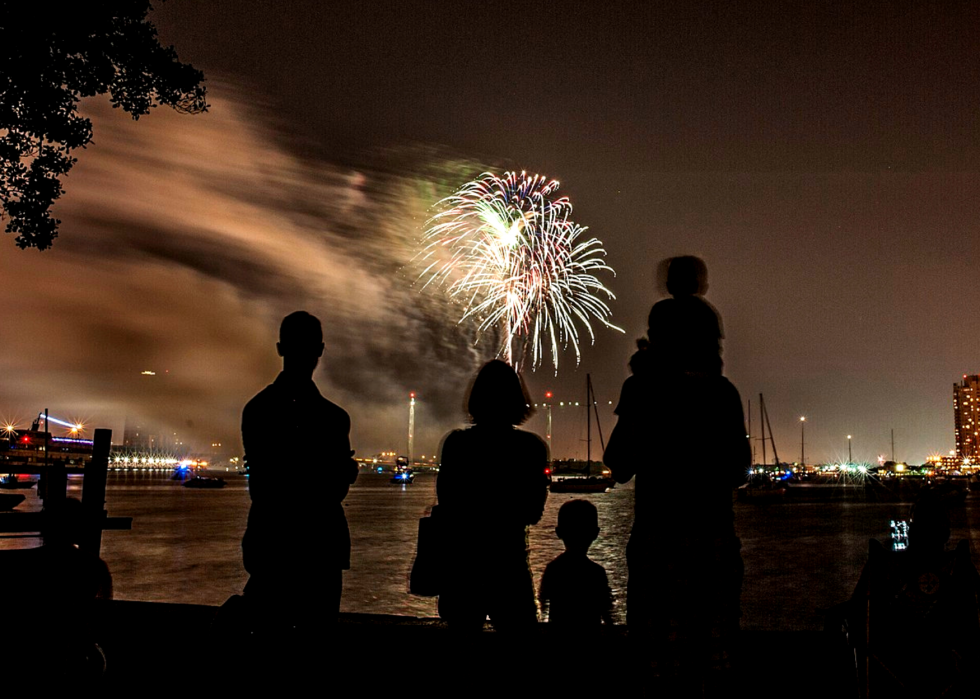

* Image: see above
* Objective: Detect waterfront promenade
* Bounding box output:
[6,472,979,695]
[91,600,856,697]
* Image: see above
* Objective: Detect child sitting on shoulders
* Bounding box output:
[539,499,613,629]
[631,255,724,376]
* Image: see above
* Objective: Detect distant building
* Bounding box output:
[123,418,160,450]
[953,375,980,462]
[926,454,964,470]
[122,417,186,455]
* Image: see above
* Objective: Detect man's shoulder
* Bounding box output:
[302,388,351,429]
[244,380,349,415]
[318,395,351,423]
[244,383,278,413]
[700,374,743,404]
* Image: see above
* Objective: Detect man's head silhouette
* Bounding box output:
[277,311,324,378]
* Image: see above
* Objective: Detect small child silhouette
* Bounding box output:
[539,499,613,629]
[632,255,724,376]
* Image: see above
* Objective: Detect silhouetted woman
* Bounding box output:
[436,360,549,632]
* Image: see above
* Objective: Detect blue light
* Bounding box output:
[50,437,94,446]
[36,413,78,430]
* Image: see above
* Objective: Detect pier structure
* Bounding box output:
[0,428,132,543]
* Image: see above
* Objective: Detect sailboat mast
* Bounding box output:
[760,394,766,467]
[591,376,606,452]
[586,374,592,469]
[761,393,781,465]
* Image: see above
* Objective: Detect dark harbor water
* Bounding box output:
[5,472,980,631]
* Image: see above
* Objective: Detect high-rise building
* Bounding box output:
[953,375,980,461]
[123,418,152,449]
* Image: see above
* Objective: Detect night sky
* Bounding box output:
[2,1,979,464]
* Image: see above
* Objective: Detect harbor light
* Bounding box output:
[408,392,416,466]
[799,416,805,470]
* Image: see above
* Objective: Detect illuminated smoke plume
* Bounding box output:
[0,85,491,457]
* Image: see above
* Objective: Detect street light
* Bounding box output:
[847,434,853,464]
[544,391,553,447]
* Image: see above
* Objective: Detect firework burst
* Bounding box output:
[418,171,622,371]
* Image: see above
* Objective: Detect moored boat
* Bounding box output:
[549,475,615,493]
[181,476,226,489]
[549,375,614,494]
[390,456,414,484]
[737,476,788,502]
[0,474,36,489]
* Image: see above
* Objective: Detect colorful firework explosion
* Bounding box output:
[418,171,621,371]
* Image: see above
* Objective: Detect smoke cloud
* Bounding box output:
[0,86,494,458]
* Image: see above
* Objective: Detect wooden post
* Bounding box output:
[81,428,111,556]
[40,431,67,545]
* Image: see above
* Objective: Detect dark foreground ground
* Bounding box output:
[66,600,858,698]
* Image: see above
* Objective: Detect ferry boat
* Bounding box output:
[2,429,93,470]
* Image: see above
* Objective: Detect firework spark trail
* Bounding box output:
[419,171,622,371]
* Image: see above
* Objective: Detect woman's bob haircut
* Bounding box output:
[465,359,535,426]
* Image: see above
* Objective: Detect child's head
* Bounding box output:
[665,256,708,297]
[556,499,600,554]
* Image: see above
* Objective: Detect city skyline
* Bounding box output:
[0,369,970,466]
[2,3,979,464]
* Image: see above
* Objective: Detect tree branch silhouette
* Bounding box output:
[0,1,207,250]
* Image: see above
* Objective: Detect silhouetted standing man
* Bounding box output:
[241,311,358,630]
[605,256,748,695]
